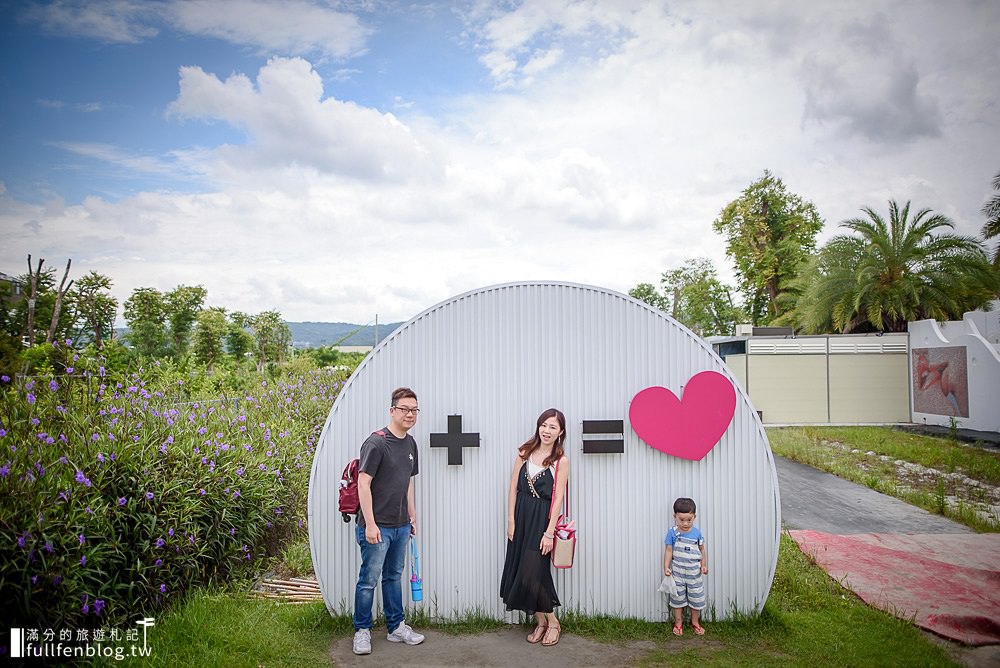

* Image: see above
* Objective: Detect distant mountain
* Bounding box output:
[287,321,403,348]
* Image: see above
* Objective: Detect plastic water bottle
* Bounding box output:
[410,575,423,602]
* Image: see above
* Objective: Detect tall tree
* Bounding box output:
[250,310,291,372]
[631,258,746,336]
[226,311,254,362]
[192,307,228,370]
[45,259,73,345]
[981,170,1000,269]
[792,200,997,333]
[628,283,669,312]
[165,285,207,356]
[71,271,118,348]
[712,171,824,325]
[123,288,168,357]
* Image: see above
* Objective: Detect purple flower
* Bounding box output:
[1,375,8,382]
[0,463,9,477]
[79,534,86,545]
[93,599,104,615]
[53,575,62,586]
[232,490,241,499]
[82,594,89,614]
[49,380,58,392]
[98,366,105,377]
[80,555,87,566]
[145,492,154,501]
[27,393,36,404]
[65,338,72,346]
[230,528,236,536]
[92,433,100,442]
[159,444,167,454]
[75,470,87,484]
[159,583,166,593]
[44,541,53,553]
[156,538,165,548]
[97,453,105,463]
[236,467,244,477]
[168,528,174,537]
[118,497,127,506]
[198,488,206,496]
[65,367,74,374]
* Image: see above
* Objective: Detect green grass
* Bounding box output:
[113,535,959,667]
[768,426,1000,532]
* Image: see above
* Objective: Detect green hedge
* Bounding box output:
[0,344,345,631]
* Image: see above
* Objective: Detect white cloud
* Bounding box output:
[165,0,371,58]
[3,1,999,327]
[167,57,434,182]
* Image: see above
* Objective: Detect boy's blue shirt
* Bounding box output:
[664,525,704,546]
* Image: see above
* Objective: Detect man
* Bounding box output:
[352,387,425,655]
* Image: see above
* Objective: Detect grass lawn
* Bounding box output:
[768,426,1000,532]
[113,534,959,667]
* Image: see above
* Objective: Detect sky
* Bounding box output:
[1,0,998,327]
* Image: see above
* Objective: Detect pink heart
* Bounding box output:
[628,371,736,461]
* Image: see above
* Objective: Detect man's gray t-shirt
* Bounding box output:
[358,428,419,528]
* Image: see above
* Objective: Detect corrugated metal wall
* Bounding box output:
[308,282,780,622]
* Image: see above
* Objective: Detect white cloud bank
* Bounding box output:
[2,0,998,326]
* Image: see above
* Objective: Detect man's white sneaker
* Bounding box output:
[352,628,372,655]
[386,622,425,645]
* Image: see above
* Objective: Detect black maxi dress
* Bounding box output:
[499,462,560,614]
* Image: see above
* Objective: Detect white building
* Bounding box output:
[309,282,780,622]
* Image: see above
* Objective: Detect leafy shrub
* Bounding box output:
[0,347,347,631]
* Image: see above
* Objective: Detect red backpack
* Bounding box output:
[338,430,385,523]
[338,458,360,523]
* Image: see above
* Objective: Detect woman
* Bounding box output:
[499,408,570,647]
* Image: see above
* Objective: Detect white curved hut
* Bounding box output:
[309,281,780,622]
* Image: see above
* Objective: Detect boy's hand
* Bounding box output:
[664,567,671,576]
[701,565,709,574]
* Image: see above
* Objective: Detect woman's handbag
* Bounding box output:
[549,458,576,569]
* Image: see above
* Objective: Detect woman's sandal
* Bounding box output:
[527,624,547,643]
[672,623,683,636]
[541,624,562,646]
[692,623,705,636]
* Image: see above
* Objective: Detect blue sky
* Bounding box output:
[1,1,998,325]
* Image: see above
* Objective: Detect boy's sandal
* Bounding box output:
[527,624,547,643]
[541,625,561,646]
[672,623,683,636]
[692,623,705,636]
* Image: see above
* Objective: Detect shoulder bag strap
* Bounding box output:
[548,457,569,520]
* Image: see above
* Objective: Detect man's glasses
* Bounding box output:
[393,406,420,415]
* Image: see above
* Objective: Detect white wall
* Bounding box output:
[308,282,781,623]
[909,307,1000,433]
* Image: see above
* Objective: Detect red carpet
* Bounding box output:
[788,530,1000,646]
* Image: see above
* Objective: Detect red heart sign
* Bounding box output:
[628,371,736,461]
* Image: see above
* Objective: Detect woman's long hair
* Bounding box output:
[517,408,566,467]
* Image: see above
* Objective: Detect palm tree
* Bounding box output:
[793,200,997,333]
[982,170,1000,268]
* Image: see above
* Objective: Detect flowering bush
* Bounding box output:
[0,344,346,630]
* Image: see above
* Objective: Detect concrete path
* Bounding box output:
[774,455,973,534]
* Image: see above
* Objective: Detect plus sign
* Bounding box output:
[430,415,480,465]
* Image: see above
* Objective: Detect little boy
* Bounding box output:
[663,497,708,636]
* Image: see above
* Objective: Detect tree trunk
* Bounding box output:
[25,255,44,348]
[46,259,73,345]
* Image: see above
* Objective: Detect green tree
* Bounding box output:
[123,287,168,357]
[226,311,254,363]
[192,307,228,370]
[713,170,824,325]
[9,266,73,347]
[661,258,746,336]
[165,285,207,356]
[250,310,291,372]
[981,170,1000,268]
[628,283,669,311]
[631,258,745,336]
[792,200,997,333]
[70,271,118,348]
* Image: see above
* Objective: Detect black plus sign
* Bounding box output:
[430,415,480,465]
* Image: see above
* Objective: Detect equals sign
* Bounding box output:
[582,420,624,454]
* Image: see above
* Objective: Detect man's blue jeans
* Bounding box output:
[353,523,410,632]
